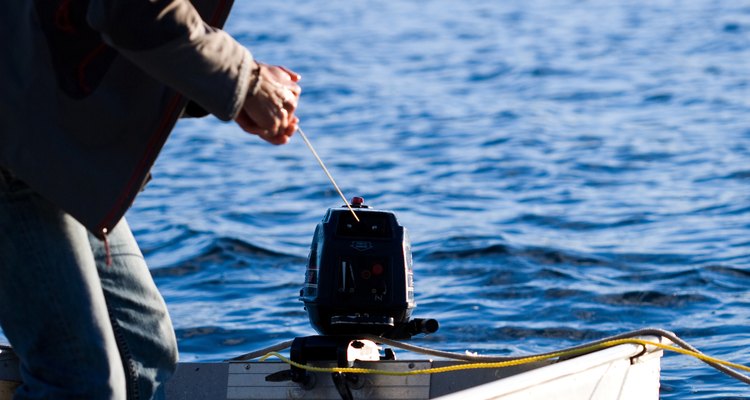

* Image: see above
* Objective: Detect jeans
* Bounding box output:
[0,168,178,399]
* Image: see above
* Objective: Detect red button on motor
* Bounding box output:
[371,263,384,276]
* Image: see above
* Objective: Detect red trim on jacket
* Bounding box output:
[95,0,231,236]
[95,93,184,235]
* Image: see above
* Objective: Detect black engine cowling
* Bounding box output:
[301,197,436,339]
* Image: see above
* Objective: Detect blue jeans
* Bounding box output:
[0,169,178,399]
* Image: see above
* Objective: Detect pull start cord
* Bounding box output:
[296,126,359,222]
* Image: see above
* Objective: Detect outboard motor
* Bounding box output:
[268,198,439,390]
[300,197,437,339]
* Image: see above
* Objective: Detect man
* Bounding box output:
[0,0,300,398]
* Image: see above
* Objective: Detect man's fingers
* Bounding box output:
[236,63,301,145]
[268,64,301,83]
[278,65,301,82]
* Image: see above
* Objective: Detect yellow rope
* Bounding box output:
[258,338,750,376]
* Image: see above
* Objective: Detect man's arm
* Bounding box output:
[87,0,252,121]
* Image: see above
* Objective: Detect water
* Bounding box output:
[139,1,750,398]
[5,0,750,398]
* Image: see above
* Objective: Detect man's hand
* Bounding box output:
[234,63,301,145]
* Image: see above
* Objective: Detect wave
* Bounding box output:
[417,235,606,267]
[594,290,713,307]
[151,236,303,278]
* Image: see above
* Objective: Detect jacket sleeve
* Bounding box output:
[86,0,252,121]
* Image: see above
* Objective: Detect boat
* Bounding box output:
[1,334,667,400]
[4,200,738,398]
[0,200,676,399]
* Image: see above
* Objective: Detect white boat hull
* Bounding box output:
[1,337,664,400]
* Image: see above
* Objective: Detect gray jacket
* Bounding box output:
[0,0,252,238]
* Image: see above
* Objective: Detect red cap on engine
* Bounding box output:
[351,197,364,206]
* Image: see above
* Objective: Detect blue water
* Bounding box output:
[5,0,750,398]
